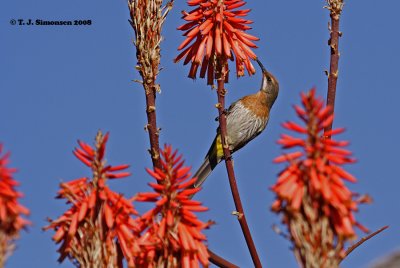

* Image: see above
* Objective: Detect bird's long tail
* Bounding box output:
[192,158,213,188]
[192,135,221,189]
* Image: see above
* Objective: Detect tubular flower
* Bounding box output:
[44,131,140,267]
[135,145,212,268]
[176,0,259,83]
[0,144,30,265]
[271,89,369,266]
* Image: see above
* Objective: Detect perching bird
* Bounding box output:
[192,59,279,189]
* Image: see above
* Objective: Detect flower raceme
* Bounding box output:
[135,145,211,268]
[176,0,259,83]
[45,137,210,267]
[271,89,368,239]
[0,144,30,265]
[44,132,139,267]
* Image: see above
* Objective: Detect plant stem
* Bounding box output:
[215,63,262,268]
[129,2,234,266]
[0,233,10,268]
[340,225,389,262]
[324,0,344,136]
[129,0,174,170]
[144,87,162,169]
[209,249,239,268]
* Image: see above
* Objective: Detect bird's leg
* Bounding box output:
[221,134,233,161]
[222,155,233,161]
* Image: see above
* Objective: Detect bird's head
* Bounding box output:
[256,59,279,106]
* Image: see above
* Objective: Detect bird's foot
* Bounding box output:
[215,109,228,121]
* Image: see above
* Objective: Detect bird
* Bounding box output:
[192,59,279,189]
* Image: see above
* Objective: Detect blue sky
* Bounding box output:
[1,0,399,267]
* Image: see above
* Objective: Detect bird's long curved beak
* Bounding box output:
[256,58,267,73]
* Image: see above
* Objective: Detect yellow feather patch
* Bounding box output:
[216,135,224,159]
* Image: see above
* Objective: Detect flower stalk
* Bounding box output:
[324,0,344,136]
[341,225,388,263]
[208,250,239,268]
[128,0,174,169]
[215,61,262,268]
[176,0,262,265]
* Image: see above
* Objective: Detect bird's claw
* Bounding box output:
[215,109,228,121]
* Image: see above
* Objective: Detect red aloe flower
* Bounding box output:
[176,0,259,83]
[271,89,369,266]
[0,144,30,265]
[135,145,212,267]
[44,131,140,267]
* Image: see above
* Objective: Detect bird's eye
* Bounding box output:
[267,77,272,82]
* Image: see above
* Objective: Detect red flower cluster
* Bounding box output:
[44,132,139,266]
[135,145,211,267]
[176,0,259,83]
[271,89,368,239]
[0,144,30,237]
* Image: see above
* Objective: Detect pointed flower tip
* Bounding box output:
[273,151,303,163]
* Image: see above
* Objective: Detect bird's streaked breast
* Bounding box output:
[226,101,268,152]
